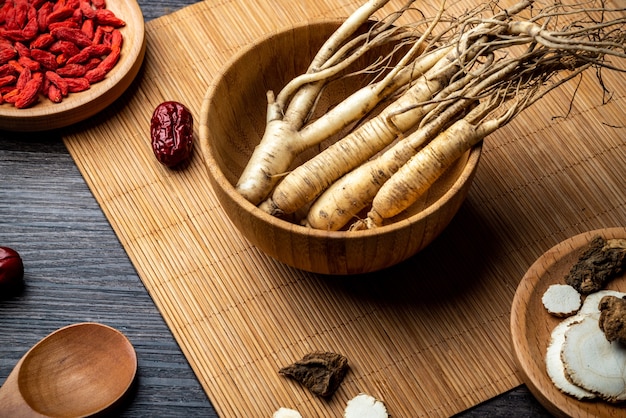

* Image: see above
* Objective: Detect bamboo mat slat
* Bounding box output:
[62,1,626,417]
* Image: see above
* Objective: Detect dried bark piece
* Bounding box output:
[565,236,626,294]
[599,295,626,344]
[279,351,349,398]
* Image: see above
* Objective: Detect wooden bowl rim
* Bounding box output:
[200,19,482,239]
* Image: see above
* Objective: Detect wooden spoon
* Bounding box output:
[0,322,137,417]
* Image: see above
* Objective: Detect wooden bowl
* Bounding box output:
[0,0,145,132]
[199,20,482,275]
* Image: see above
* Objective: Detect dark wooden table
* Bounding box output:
[0,1,554,416]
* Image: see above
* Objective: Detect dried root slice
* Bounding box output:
[565,236,626,294]
[546,316,596,400]
[562,314,626,403]
[542,284,581,317]
[599,295,626,345]
[344,393,388,418]
[279,351,349,398]
[273,407,303,418]
[579,290,625,316]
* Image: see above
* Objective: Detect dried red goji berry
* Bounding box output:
[21,17,39,40]
[64,76,89,92]
[47,82,63,103]
[91,0,106,10]
[30,48,58,70]
[3,88,19,103]
[94,9,124,28]
[31,0,49,9]
[0,75,16,87]
[8,60,24,73]
[55,62,85,77]
[48,20,80,31]
[79,1,96,19]
[81,18,94,39]
[46,6,75,26]
[15,72,43,108]
[84,65,104,83]
[14,2,28,29]
[14,42,30,58]
[83,57,100,70]
[110,28,122,49]
[37,2,53,33]
[46,70,69,95]
[51,27,92,47]
[0,64,18,77]
[0,46,17,64]
[30,33,55,49]
[49,40,81,57]
[16,66,31,90]
[18,55,41,71]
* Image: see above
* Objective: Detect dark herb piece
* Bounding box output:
[278,351,349,398]
[599,295,626,344]
[565,236,626,294]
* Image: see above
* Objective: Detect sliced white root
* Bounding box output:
[545,316,596,400]
[273,407,303,418]
[344,393,388,418]
[562,314,626,403]
[545,290,626,401]
[541,284,581,317]
[579,290,625,316]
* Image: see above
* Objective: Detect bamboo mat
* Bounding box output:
[62,1,626,417]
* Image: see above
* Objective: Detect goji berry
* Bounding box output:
[48,20,80,31]
[15,71,43,108]
[14,42,30,58]
[21,17,39,40]
[55,62,85,77]
[110,28,122,49]
[91,0,106,10]
[0,64,18,77]
[18,55,41,71]
[0,46,17,64]
[30,33,55,49]
[49,40,80,57]
[94,9,124,28]
[37,2,53,33]
[45,70,68,95]
[30,48,58,70]
[0,75,16,87]
[51,27,92,48]
[79,1,96,19]
[3,88,19,103]
[84,57,100,70]
[81,18,94,39]
[16,66,31,90]
[47,82,62,102]
[64,76,89,92]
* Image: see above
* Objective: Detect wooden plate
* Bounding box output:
[0,0,145,132]
[510,227,626,417]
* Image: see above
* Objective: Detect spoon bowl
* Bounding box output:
[0,322,137,417]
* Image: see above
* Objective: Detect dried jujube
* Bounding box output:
[0,246,24,297]
[150,101,194,167]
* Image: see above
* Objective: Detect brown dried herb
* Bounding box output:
[278,351,349,398]
[599,295,626,344]
[565,236,626,294]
